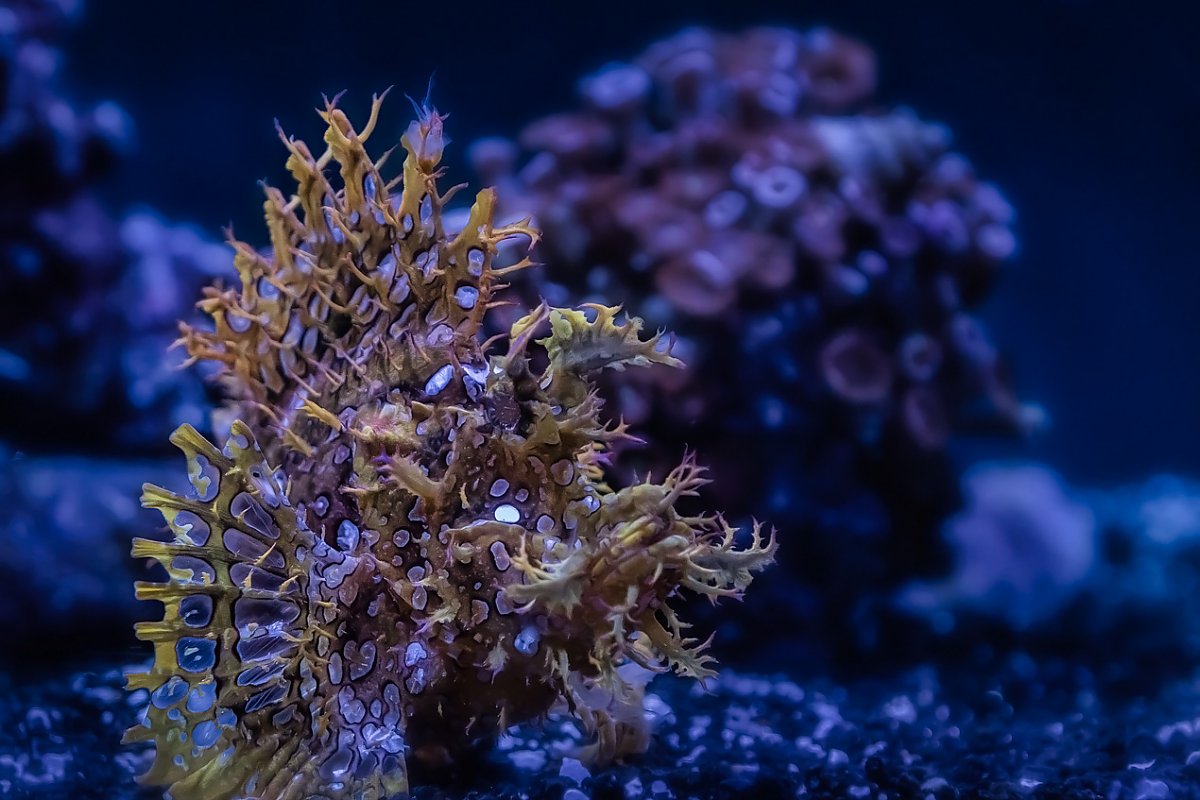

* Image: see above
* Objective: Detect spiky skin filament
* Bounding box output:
[128,94,775,800]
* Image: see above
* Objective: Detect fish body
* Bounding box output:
[127,95,774,799]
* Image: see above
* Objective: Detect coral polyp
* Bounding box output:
[470,26,1039,657]
[125,94,774,799]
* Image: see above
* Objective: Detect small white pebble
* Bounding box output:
[508,749,546,771]
[863,740,887,757]
[883,695,917,724]
[1134,779,1170,800]
[921,777,949,792]
[559,757,590,786]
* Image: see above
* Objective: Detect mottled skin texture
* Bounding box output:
[126,95,774,800]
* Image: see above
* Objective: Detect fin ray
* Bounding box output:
[128,424,321,799]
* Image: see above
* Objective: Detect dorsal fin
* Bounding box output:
[178,92,537,465]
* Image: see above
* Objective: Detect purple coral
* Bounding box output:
[473,26,1039,654]
[482,27,1030,456]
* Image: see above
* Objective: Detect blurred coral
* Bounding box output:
[0,0,222,453]
[896,464,1096,630]
[0,0,225,648]
[1080,475,1200,659]
[884,470,1200,681]
[474,26,1039,656]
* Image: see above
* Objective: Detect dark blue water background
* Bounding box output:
[65,0,1200,484]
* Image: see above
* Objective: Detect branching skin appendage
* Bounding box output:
[125,94,776,800]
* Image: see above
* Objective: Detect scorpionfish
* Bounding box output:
[125,93,775,800]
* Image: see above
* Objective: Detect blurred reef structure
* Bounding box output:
[472,26,1039,658]
[0,0,225,452]
[0,0,222,653]
[906,468,1200,675]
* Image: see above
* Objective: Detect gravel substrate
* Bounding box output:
[5,652,1200,800]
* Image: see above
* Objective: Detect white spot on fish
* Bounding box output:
[227,313,252,333]
[337,520,360,551]
[338,686,367,724]
[424,364,455,395]
[301,326,319,354]
[404,642,426,667]
[494,504,520,524]
[467,248,485,276]
[347,641,377,681]
[495,590,514,615]
[514,626,541,655]
[489,540,512,571]
[193,720,220,748]
[329,652,344,685]
[455,285,479,309]
[551,460,574,486]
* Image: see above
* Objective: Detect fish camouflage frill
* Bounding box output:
[125,93,775,800]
